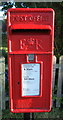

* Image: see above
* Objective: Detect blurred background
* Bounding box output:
[0,1,63,119]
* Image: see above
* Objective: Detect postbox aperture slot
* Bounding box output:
[11,29,51,34]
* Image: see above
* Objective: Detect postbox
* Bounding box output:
[7,8,55,113]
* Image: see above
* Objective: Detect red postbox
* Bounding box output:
[7,8,55,113]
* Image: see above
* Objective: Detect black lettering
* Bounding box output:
[29,78,34,80]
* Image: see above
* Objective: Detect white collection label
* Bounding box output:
[22,64,40,96]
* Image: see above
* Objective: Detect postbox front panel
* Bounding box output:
[7,8,54,113]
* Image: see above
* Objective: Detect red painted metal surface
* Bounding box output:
[7,8,55,113]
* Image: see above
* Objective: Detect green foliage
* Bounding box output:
[0,49,7,63]
[2,2,13,10]
[2,108,63,119]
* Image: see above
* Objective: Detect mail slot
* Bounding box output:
[7,8,55,113]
